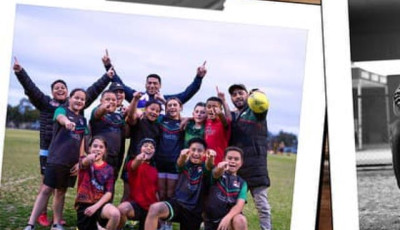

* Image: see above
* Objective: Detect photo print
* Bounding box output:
[0,0,324,229]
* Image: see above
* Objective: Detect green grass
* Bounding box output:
[0,129,296,230]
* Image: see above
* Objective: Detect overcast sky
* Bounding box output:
[8,4,307,135]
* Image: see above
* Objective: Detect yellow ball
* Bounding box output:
[247,91,269,113]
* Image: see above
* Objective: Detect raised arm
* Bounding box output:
[177,148,191,168]
[212,160,228,179]
[13,57,51,110]
[164,61,207,104]
[92,92,116,120]
[84,68,113,109]
[217,86,232,125]
[102,49,136,102]
[129,152,148,171]
[205,149,216,171]
[126,92,142,126]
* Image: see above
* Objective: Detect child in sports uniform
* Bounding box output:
[90,90,128,181]
[183,102,206,148]
[145,138,216,230]
[24,89,89,230]
[13,59,113,226]
[204,146,248,230]
[117,138,158,230]
[109,82,128,179]
[120,92,162,202]
[155,97,184,230]
[75,136,120,230]
[204,88,232,165]
[156,98,184,200]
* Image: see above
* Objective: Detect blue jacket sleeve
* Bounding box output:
[164,75,203,104]
[104,63,136,103]
[14,68,51,111]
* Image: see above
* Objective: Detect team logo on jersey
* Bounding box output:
[205,126,215,135]
[233,180,240,188]
[49,100,60,107]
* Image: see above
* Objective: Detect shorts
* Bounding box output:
[39,156,48,175]
[106,154,121,180]
[204,215,244,230]
[158,172,179,180]
[163,200,202,230]
[128,201,148,230]
[76,202,108,230]
[43,163,77,189]
[204,220,220,230]
[156,160,178,174]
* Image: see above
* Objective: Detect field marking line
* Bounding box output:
[1,176,36,187]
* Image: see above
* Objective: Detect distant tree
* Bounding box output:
[275,130,298,147]
[6,104,22,126]
[24,108,40,122]
[6,98,39,127]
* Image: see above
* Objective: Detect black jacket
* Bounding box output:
[230,106,270,188]
[15,68,111,150]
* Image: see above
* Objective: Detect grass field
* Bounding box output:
[0,129,296,230]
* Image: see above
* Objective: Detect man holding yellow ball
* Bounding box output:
[228,84,271,230]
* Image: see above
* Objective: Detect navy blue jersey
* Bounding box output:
[14,69,110,151]
[127,117,160,158]
[173,161,210,213]
[90,106,125,157]
[47,106,88,167]
[156,115,183,163]
[204,172,247,222]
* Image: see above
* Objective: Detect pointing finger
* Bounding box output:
[105,49,109,56]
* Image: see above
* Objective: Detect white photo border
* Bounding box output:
[322,0,360,229]
[0,0,325,229]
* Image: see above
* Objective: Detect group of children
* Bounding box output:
[15,54,256,230]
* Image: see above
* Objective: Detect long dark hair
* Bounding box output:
[88,136,108,160]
